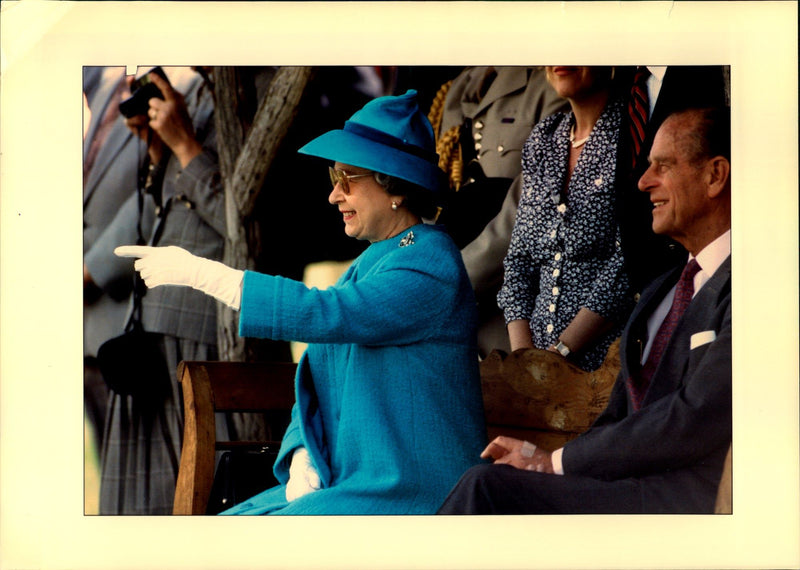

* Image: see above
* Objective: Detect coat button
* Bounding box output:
[552,287,559,296]
[549,303,556,312]
[474,132,483,141]
[550,229,557,239]
[497,145,504,153]
[554,252,562,261]
[552,268,560,277]
[474,142,482,151]
[546,324,554,333]
[474,120,484,129]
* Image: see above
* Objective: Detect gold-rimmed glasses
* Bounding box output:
[329,167,373,194]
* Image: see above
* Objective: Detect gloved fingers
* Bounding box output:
[305,468,321,490]
[114,245,158,259]
[285,474,316,502]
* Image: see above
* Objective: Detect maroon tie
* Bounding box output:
[628,67,650,170]
[628,258,702,410]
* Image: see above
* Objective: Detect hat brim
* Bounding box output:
[298,129,443,194]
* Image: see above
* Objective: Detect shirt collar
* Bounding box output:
[692,229,731,277]
[646,66,667,82]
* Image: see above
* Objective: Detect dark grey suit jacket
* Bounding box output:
[563,255,732,512]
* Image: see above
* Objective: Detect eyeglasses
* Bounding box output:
[329,167,373,194]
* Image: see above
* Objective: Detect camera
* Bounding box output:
[118,67,170,118]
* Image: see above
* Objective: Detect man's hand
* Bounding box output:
[481,435,555,474]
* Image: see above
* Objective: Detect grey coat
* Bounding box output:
[439,67,566,180]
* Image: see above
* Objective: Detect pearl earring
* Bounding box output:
[391,202,398,211]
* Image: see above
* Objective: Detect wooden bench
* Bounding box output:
[172,360,296,515]
[172,338,731,514]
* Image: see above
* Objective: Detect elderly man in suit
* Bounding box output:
[438,106,731,514]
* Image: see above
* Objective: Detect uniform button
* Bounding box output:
[552,287,559,296]
[474,132,483,141]
[474,120,484,129]
[475,142,482,151]
[549,303,556,312]
[552,268,560,277]
[550,229,557,239]
[554,252,562,261]
[546,324,554,333]
[497,145,504,153]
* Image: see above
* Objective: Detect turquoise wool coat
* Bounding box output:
[222,224,487,515]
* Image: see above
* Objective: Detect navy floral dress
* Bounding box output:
[497,98,634,371]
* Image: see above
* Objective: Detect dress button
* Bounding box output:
[554,252,562,261]
[549,303,556,312]
[474,120,484,129]
[552,287,559,296]
[553,268,560,277]
[546,324,554,333]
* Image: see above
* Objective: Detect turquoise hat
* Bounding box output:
[298,89,444,194]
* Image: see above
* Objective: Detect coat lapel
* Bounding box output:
[641,256,731,405]
[473,67,529,116]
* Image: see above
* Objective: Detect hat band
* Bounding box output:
[343,121,439,165]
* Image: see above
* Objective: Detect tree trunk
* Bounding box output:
[213,66,314,362]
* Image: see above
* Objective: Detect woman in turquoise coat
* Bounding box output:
[117,90,487,515]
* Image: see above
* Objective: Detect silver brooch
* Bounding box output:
[399,231,415,247]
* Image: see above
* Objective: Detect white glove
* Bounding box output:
[285,447,321,502]
[115,245,244,310]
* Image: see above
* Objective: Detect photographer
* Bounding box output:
[85,66,226,514]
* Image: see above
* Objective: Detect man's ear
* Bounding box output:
[706,156,731,198]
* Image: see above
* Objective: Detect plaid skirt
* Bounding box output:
[98,335,219,515]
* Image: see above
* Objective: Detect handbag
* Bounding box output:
[206,446,280,514]
[97,319,170,399]
[96,278,171,399]
[96,152,171,399]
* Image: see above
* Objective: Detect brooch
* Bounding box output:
[399,231,415,247]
